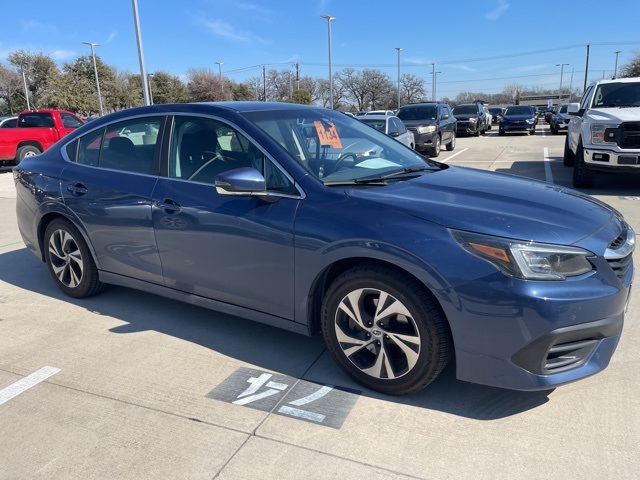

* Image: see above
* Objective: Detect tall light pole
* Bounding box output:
[321,14,335,109]
[395,48,402,108]
[556,63,569,101]
[147,73,154,105]
[20,64,31,110]
[215,61,224,98]
[613,51,621,79]
[82,42,104,116]
[132,0,151,106]
[431,68,441,101]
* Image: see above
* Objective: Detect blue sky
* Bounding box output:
[1,0,639,100]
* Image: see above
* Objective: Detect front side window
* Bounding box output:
[169,115,295,194]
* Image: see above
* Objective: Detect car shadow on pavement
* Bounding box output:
[0,246,553,420]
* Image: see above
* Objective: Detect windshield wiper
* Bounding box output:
[324,165,436,186]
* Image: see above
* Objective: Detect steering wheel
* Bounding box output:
[330,152,358,174]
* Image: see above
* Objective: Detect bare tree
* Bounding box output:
[0,63,22,114]
[400,73,428,106]
[502,83,527,104]
[187,67,222,102]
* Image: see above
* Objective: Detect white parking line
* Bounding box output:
[0,366,61,406]
[439,148,469,163]
[543,147,554,184]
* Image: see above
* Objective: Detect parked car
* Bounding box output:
[395,101,456,157]
[483,107,492,130]
[498,105,537,135]
[358,114,414,149]
[0,109,85,166]
[549,103,572,135]
[451,103,488,136]
[365,110,395,116]
[564,76,640,188]
[488,107,503,123]
[0,116,18,128]
[14,102,634,395]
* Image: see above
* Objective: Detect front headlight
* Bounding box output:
[468,117,477,124]
[591,124,618,144]
[450,230,594,280]
[417,125,436,134]
[526,118,535,124]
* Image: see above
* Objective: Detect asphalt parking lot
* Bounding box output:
[0,123,638,480]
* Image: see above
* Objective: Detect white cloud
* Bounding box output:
[51,50,76,61]
[486,0,509,21]
[510,64,547,73]
[196,17,265,43]
[106,32,118,43]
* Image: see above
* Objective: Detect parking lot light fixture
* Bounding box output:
[556,63,569,101]
[215,62,224,98]
[131,0,151,106]
[82,42,104,116]
[20,64,31,111]
[613,51,621,79]
[321,14,335,109]
[431,68,441,101]
[395,48,402,108]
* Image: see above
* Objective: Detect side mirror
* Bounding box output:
[215,167,280,203]
[567,103,581,116]
[389,131,400,137]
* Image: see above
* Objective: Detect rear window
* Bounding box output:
[18,113,54,128]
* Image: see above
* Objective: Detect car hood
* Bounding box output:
[399,119,437,127]
[502,114,534,121]
[587,106,640,122]
[452,113,476,120]
[346,166,615,245]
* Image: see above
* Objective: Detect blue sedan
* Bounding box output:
[499,104,538,135]
[14,102,634,395]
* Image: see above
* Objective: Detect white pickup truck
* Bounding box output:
[563,77,640,188]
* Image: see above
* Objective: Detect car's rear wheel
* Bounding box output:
[446,132,456,151]
[44,219,104,298]
[429,135,441,157]
[321,264,451,395]
[572,140,596,188]
[15,145,41,164]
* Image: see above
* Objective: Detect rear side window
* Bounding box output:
[18,113,54,128]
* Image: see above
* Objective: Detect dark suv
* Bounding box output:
[395,102,456,157]
[452,103,488,136]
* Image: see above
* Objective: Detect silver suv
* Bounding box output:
[564,77,640,188]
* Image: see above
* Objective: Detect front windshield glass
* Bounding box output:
[452,105,477,115]
[505,106,533,115]
[241,107,437,184]
[396,106,437,121]
[359,118,386,132]
[593,82,640,107]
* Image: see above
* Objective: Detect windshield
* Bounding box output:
[241,107,437,185]
[396,106,437,121]
[505,106,534,116]
[359,118,386,132]
[452,105,477,115]
[593,82,640,107]
[489,108,503,115]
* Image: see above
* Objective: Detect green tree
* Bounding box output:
[53,55,115,115]
[233,82,255,101]
[7,50,60,110]
[618,51,640,78]
[148,71,188,104]
[0,62,23,114]
[290,89,312,105]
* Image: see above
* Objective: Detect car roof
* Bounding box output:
[359,115,392,120]
[590,76,640,86]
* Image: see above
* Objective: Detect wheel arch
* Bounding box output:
[37,212,100,269]
[306,257,454,348]
[17,140,44,152]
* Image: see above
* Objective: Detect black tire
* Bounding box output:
[529,127,535,135]
[321,264,451,395]
[474,128,480,137]
[498,128,505,136]
[572,140,596,188]
[563,136,575,166]
[43,219,104,298]
[429,135,441,158]
[446,131,456,151]
[16,145,41,164]
[550,124,558,135]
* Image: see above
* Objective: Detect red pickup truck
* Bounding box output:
[0,110,85,166]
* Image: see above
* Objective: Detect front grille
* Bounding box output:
[619,122,640,148]
[604,224,635,281]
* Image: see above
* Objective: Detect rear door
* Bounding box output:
[60,115,165,284]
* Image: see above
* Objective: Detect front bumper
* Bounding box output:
[456,121,479,134]
[410,130,437,151]
[584,146,640,172]
[439,257,633,391]
[501,121,535,133]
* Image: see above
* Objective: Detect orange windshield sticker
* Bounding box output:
[314,121,342,149]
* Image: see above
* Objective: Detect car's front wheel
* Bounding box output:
[572,140,596,188]
[44,219,104,298]
[429,135,441,157]
[446,132,456,151]
[321,264,451,395]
